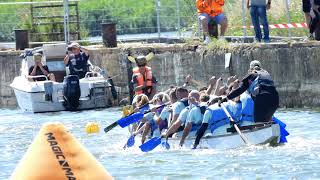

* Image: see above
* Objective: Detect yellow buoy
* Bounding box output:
[10,122,113,180]
[85,122,100,134]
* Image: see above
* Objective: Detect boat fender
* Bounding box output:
[44,82,53,101]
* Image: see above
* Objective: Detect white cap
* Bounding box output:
[250,60,261,69]
[68,42,80,49]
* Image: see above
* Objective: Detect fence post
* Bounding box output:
[102,23,117,48]
[176,0,181,39]
[14,29,29,50]
[241,0,247,42]
[155,0,161,41]
[63,0,70,44]
[284,0,292,38]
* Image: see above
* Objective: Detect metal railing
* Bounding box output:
[0,0,308,44]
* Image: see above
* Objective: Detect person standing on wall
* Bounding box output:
[196,0,228,44]
[247,0,271,43]
[302,0,320,40]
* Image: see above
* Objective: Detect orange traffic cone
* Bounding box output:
[10,122,113,180]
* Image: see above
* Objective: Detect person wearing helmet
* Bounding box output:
[131,55,157,99]
[64,42,90,79]
[220,60,279,123]
[28,53,56,82]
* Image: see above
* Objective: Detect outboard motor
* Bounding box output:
[63,75,81,111]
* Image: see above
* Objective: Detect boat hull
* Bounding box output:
[11,76,113,113]
[134,123,280,150]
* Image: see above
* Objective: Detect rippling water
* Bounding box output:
[0,108,319,179]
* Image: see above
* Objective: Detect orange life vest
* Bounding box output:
[133,66,153,95]
[196,0,224,17]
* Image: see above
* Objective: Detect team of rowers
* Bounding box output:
[127,56,279,149]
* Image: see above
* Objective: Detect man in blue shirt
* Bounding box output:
[64,42,90,79]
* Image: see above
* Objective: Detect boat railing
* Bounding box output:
[26,75,49,81]
[85,72,101,78]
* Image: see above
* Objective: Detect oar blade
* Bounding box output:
[126,135,135,148]
[161,140,170,150]
[104,121,118,133]
[118,113,144,128]
[139,137,161,152]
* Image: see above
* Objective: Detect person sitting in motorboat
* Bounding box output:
[28,53,56,82]
[64,42,90,79]
[131,55,158,99]
[220,60,279,123]
[179,91,209,147]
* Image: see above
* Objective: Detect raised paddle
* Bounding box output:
[104,103,150,133]
[104,103,167,133]
[220,103,249,145]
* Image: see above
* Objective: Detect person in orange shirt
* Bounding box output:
[196,0,228,43]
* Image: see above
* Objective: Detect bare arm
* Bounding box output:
[179,122,192,146]
[206,76,217,95]
[214,77,223,95]
[163,120,182,138]
[38,64,49,76]
[80,47,90,57]
[64,55,69,65]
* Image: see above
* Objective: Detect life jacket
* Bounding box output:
[180,98,189,107]
[207,104,230,133]
[133,66,153,95]
[196,0,224,17]
[189,105,207,132]
[240,93,255,124]
[248,69,275,97]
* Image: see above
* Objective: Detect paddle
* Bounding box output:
[220,103,249,144]
[123,135,135,149]
[139,137,170,152]
[104,103,167,133]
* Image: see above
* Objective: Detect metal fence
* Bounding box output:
[0,0,308,44]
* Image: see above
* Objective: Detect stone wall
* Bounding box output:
[1,42,320,108]
[0,51,21,107]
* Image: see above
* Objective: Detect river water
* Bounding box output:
[0,108,319,179]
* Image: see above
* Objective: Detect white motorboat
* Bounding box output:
[10,43,116,113]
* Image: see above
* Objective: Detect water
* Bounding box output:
[0,108,319,179]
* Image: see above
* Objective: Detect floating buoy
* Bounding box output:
[85,122,100,134]
[10,122,113,180]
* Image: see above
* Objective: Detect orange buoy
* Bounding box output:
[10,122,113,180]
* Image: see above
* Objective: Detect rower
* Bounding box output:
[193,95,241,149]
[161,87,190,139]
[220,60,279,123]
[179,91,208,146]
